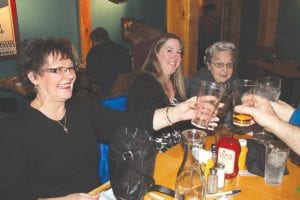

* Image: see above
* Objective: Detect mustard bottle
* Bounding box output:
[238,139,248,170]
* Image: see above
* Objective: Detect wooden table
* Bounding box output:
[153,135,300,200]
[247,58,300,105]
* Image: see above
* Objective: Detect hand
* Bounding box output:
[234,95,281,132]
[170,96,219,129]
[170,96,197,122]
[270,100,295,122]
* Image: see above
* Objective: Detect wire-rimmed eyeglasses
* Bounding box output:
[210,62,234,69]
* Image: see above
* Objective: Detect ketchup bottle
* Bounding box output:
[216,137,241,179]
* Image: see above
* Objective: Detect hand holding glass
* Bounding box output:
[191,81,225,130]
[254,77,281,143]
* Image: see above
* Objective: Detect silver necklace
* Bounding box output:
[57,113,68,133]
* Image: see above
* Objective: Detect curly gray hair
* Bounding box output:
[204,41,236,66]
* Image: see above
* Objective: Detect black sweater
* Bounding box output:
[0,98,153,199]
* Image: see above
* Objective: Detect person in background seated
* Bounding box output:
[197,3,220,70]
[0,37,200,200]
[86,27,132,97]
[127,33,188,152]
[187,41,238,125]
[234,95,300,155]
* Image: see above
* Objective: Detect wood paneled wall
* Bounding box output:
[256,0,279,47]
[166,0,203,78]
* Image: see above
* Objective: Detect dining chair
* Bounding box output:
[98,95,128,183]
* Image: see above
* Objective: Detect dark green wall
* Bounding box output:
[0,0,165,97]
[91,0,165,47]
[275,0,300,59]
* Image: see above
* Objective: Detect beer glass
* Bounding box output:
[232,79,256,127]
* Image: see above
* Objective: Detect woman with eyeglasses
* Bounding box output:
[187,41,238,124]
[0,37,201,200]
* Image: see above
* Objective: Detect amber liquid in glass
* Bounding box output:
[233,112,252,127]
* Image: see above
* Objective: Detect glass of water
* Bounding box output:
[264,140,289,184]
[254,77,281,143]
[255,76,281,102]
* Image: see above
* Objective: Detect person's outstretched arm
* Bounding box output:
[234,95,300,155]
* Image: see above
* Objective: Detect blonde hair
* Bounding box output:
[142,33,186,100]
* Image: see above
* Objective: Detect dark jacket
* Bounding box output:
[187,67,238,125]
[86,40,132,96]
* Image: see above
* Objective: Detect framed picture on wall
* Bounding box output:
[0,0,20,60]
[121,17,134,41]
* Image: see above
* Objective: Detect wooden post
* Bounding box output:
[78,0,92,67]
[166,0,203,78]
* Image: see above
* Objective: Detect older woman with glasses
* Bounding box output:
[187,41,238,124]
[0,37,199,200]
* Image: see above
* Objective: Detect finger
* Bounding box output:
[210,116,219,122]
[234,105,254,116]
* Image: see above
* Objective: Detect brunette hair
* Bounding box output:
[142,33,186,100]
[18,37,76,94]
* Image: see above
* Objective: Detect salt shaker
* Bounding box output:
[207,167,218,194]
[216,163,225,189]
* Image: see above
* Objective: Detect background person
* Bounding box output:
[86,27,132,97]
[125,20,155,71]
[234,95,300,155]
[197,3,220,70]
[0,37,198,200]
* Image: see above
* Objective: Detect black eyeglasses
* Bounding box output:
[210,62,234,69]
[41,66,78,74]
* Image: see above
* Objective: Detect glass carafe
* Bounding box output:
[175,129,207,200]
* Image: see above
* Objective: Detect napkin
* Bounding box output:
[99,188,116,200]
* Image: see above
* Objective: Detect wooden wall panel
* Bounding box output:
[78,0,92,67]
[257,0,279,47]
[166,0,202,78]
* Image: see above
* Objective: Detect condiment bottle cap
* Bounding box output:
[239,139,247,147]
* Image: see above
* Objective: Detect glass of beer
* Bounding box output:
[232,79,256,127]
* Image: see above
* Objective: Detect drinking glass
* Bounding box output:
[264,140,289,184]
[191,80,225,130]
[232,79,256,127]
[254,77,281,143]
[255,76,281,102]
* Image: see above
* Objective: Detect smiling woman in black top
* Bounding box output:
[127,33,189,152]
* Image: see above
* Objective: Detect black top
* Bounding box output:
[86,40,132,96]
[128,72,188,152]
[128,72,182,111]
[0,98,153,199]
[187,67,238,125]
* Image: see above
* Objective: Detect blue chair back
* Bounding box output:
[98,95,127,183]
